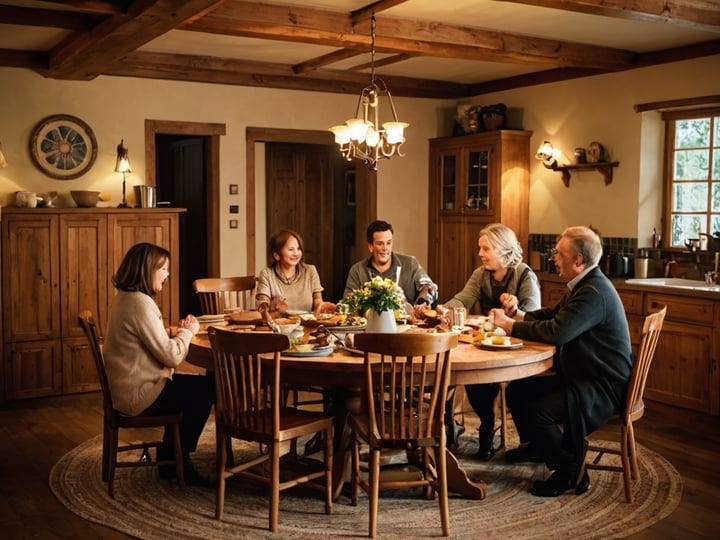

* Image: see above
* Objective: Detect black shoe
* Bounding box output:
[446,421,466,446]
[476,433,495,461]
[504,444,543,463]
[529,470,590,497]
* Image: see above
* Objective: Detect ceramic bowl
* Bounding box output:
[71,190,100,207]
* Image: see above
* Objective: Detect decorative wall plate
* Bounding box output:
[30,114,97,179]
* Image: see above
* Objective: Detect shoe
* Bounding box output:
[446,421,465,446]
[476,433,495,461]
[529,470,590,497]
[504,444,543,463]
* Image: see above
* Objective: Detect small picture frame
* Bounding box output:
[345,170,356,206]
[229,184,239,195]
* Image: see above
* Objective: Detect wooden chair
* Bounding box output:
[586,305,667,503]
[208,327,333,531]
[349,332,458,538]
[193,276,256,314]
[78,310,185,498]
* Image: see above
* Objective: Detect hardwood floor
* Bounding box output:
[0,392,718,539]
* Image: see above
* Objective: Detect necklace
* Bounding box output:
[275,266,298,285]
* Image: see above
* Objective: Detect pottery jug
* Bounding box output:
[365,309,397,333]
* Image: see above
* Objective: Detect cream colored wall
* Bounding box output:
[0,68,445,277]
[1,55,718,278]
[462,54,720,243]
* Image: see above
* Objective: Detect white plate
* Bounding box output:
[282,346,335,357]
[475,338,523,350]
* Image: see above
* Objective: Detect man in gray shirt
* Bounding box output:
[344,220,438,309]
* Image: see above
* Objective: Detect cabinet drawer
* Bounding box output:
[618,289,643,315]
[645,294,714,325]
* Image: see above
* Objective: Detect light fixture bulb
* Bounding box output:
[330,125,351,145]
[383,122,408,145]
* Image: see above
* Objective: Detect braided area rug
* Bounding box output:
[50,418,681,539]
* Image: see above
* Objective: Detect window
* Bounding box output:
[663,108,720,247]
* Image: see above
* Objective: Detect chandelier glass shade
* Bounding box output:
[329,15,408,171]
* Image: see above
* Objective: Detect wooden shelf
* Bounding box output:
[551,161,619,187]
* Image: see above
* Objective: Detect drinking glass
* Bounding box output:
[452,307,467,330]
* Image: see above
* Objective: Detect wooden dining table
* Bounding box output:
[185,327,555,500]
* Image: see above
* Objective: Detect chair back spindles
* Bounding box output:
[193,276,257,314]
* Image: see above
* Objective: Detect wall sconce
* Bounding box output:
[535,140,559,169]
[0,141,7,168]
[114,139,131,208]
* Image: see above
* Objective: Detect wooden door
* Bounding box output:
[4,339,62,399]
[266,143,334,298]
[2,213,60,342]
[60,214,108,338]
[62,336,99,394]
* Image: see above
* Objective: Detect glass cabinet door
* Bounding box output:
[466,149,490,210]
[440,153,457,211]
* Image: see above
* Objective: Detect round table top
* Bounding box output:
[186,329,555,386]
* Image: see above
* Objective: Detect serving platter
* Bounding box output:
[475,338,524,350]
[281,345,334,357]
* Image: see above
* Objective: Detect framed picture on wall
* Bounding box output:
[345,169,356,206]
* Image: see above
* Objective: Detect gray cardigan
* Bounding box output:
[445,262,541,314]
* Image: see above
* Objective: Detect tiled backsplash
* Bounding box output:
[529,233,637,255]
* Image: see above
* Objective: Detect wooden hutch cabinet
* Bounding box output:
[1,207,183,403]
[428,130,532,304]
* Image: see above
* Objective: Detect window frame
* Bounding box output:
[662,106,720,248]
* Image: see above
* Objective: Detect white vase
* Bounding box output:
[365,309,397,333]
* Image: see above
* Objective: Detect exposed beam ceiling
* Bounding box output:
[0,0,718,98]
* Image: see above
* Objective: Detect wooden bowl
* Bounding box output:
[70,190,100,207]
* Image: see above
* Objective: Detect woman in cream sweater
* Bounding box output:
[103,242,215,486]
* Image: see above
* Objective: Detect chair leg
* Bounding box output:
[620,425,634,504]
[350,435,360,506]
[435,446,451,537]
[498,382,508,451]
[215,430,227,520]
[101,422,111,482]
[171,423,185,490]
[324,427,334,515]
[270,441,280,533]
[107,427,119,499]
[368,449,380,538]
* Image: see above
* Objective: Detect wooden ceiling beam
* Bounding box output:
[41,0,227,80]
[349,52,418,71]
[31,0,126,16]
[500,0,720,32]
[182,1,636,70]
[0,48,47,69]
[105,50,470,98]
[293,47,365,74]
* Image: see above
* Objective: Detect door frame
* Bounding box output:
[245,127,376,274]
[145,119,226,277]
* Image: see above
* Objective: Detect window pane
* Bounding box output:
[674,149,709,180]
[712,215,720,234]
[670,214,703,246]
[675,118,710,148]
[713,182,720,212]
[713,147,720,180]
[714,116,720,145]
[673,182,708,212]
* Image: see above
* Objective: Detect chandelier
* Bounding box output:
[329,14,408,171]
